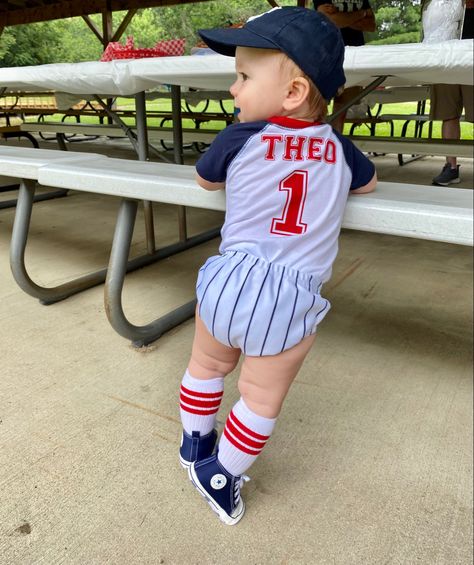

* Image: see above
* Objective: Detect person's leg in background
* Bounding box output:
[430,84,463,185]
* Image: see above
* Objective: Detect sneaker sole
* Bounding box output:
[188,464,245,526]
[432,178,461,186]
[179,454,191,470]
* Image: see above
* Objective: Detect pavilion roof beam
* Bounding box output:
[102,0,112,45]
[81,8,137,46]
[111,8,137,42]
[0,0,210,27]
[82,14,103,43]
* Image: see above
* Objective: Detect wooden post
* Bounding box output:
[102,2,113,48]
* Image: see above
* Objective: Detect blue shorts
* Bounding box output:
[196,250,330,356]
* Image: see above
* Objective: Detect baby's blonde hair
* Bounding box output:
[278,53,328,121]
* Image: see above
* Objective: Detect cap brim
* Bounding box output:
[198,27,279,57]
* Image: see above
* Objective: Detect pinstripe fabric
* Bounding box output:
[196,251,329,356]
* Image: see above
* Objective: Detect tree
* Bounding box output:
[126,9,165,47]
[0,0,425,66]
[0,31,15,60]
[0,22,62,66]
[368,0,422,44]
[152,0,271,51]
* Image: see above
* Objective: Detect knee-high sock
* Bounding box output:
[179,369,224,436]
[217,398,276,477]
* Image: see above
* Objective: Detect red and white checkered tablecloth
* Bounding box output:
[100,36,186,62]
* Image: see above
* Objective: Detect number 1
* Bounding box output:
[271,170,308,236]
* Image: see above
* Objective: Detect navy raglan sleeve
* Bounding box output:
[334,131,376,190]
[196,122,264,183]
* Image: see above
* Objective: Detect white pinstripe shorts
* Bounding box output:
[196,250,330,357]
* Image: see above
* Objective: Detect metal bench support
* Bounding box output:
[9,179,220,308]
[105,198,203,347]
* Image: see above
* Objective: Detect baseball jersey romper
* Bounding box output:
[195,116,375,356]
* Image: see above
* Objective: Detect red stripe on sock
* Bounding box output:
[180,385,223,399]
[230,410,270,441]
[179,403,219,416]
[225,417,267,451]
[223,427,261,456]
[179,392,221,409]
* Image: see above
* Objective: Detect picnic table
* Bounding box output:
[0,39,471,164]
[0,41,473,345]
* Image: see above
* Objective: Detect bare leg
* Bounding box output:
[188,308,241,380]
[442,117,461,168]
[211,332,316,479]
[188,308,316,414]
[238,333,316,418]
[178,310,241,462]
[187,320,317,518]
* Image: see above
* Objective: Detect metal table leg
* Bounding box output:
[171,84,188,242]
[105,198,219,347]
[8,90,220,342]
[135,90,157,254]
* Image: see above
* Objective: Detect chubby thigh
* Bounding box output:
[196,251,330,356]
[190,308,316,418]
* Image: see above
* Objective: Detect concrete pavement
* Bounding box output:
[0,138,472,564]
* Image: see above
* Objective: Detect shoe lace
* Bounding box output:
[233,474,250,505]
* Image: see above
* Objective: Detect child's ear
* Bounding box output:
[283,76,311,112]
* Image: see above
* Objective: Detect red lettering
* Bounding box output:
[261,134,283,160]
[307,137,323,161]
[261,134,336,164]
[324,140,336,164]
[283,135,306,161]
[271,170,308,236]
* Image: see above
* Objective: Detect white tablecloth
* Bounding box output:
[0,40,472,101]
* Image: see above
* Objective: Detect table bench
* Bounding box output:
[16,122,474,172]
[0,145,96,209]
[349,136,474,161]
[3,150,470,346]
[18,122,218,151]
[0,146,220,313]
[0,124,39,148]
[1,147,472,346]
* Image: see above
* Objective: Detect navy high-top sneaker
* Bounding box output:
[179,429,218,469]
[188,453,249,525]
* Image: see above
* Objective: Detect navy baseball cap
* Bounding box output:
[198,7,346,100]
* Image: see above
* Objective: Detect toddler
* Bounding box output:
[178,7,377,525]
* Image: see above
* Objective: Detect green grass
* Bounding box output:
[341,101,474,140]
[15,98,474,140]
